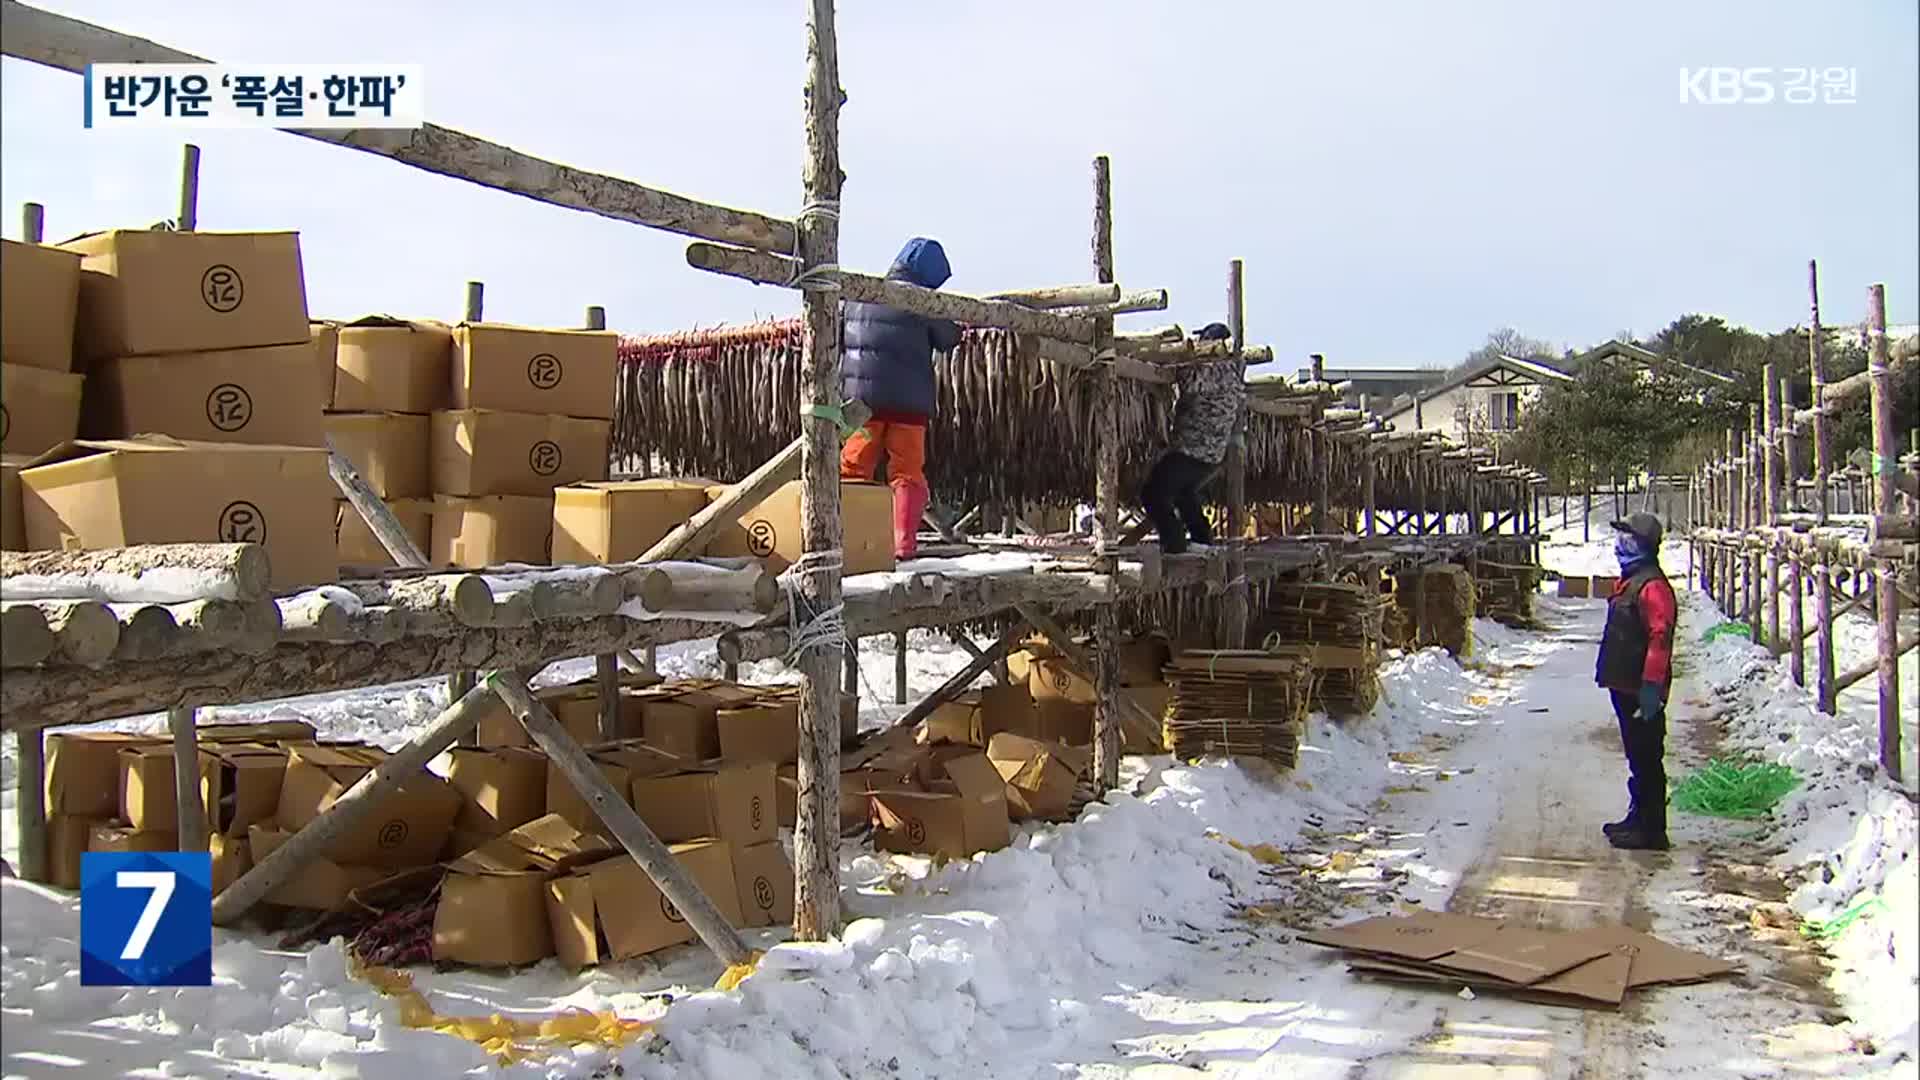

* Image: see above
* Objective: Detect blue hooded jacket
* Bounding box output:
[841,238,960,421]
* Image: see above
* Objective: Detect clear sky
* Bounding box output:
[3,1,1915,375]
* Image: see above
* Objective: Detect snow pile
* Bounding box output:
[1685,598,1919,1063]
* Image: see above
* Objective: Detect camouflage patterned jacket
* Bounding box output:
[1168,358,1247,466]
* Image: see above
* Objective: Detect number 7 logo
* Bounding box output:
[81,852,212,987]
[116,870,176,960]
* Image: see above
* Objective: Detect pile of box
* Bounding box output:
[1303,910,1735,1010]
[318,314,619,571]
[1252,581,1390,719]
[1007,633,1173,749]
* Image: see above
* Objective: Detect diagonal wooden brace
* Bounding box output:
[1014,603,1162,750]
[486,671,754,968]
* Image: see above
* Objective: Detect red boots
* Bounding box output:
[892,479,930,561]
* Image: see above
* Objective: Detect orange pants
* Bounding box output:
[839,420,926,488]
[841,420,930,558]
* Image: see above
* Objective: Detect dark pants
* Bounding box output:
[1142,451,1217,554]
[1609,689,1667,836]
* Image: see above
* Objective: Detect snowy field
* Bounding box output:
[0,533,1914,1078]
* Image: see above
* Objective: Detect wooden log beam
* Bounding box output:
[279,603,409,645]
[39,600,119,666]
[107,603,180,663]
[1221,257,1250,649]
[488,671,753,966]
[1030,333,1173,384]
[339,575,494,627]
[1866,284,1902,782]
[12,729,45,882]
[0,604,54,667]
[169,706,206,854]
[657,562,781,613]
[638,400,872,564]
[1055,289,1170,317]
[1835,632,1919,695]
[0,1,798,253]
[986,283,1119,308]
[1,543,269,604]
[686,241,1097,344]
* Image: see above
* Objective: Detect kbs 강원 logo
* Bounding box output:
[205,383,253,431]
[80,851,212,986]
[201,264,243,312]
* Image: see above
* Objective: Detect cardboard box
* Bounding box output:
[430,495,553,569]
[198,742,288,836]
[704,479,894,575]
[1,454,25,550]
[247,826,388,911]
[21,437,338,588]
[47,814,103,890]
[452,322,617,421]
[323,413,428,498]
[629,763,776,847]
[61,230,309,359]
[87,344,323,447]
[333,318,453,414]
[473,683,613,748]
[88,822,177,856]
[545,840,741,967]
[636,691,723,762]
[917,684,1031,749]
[118,745,179,831]
[209,832,251,895]
[1,362,84,456]
[717,700,799,765]
[774,766,876,833]
[550,479,711,564]
[1,239,82,371]
[446,746,548,837]
[730,840,795,930]
[337,497,432,569]
[275,745,461,868]
[310,321,340,409]
[986,733,1090,821]
[430,409,610,498]
[870,753,1010,859]
[544,741,684,836]
[46,733,163,817]
[432,813,613,968]
[201,719,317,743]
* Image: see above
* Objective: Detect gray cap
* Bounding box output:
[1611,511,1663,546]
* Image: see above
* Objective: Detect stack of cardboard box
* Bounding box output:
[0,237,85,463]
[322,317,448,569]
[39,719,316,891]
[429,323,616,568]
[1013,634,1172,748]
[9,229,338,588]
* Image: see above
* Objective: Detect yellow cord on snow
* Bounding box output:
[350,959,653,1066]
[714,949,765,992]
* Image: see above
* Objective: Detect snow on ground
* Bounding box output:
[2,532,1915,1077]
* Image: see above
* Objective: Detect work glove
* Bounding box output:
[1637,680,1666,720]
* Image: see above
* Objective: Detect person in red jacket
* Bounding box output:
[1594,512,1678,850]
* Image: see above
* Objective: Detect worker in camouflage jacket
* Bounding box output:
[839,237,961,560]
[1595,511,1678,851]
[1139,322,1247,555]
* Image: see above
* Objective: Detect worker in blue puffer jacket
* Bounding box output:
[839,237,960,560]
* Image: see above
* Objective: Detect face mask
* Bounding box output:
[1615,534,1648,570]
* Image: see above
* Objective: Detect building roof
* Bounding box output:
[1383,353,1574,423]
[1571,339,1736,384]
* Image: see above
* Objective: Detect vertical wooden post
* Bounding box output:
[1312,356,1331,533]
[178,144,200,231]
[581,305,623,739]
[13,726,46,882]
[169,706,207,854]
[1815,539,1837,715]
[22,202,45,243]
[1866,284,1902,781]
[449,276,486,734]
[1763,363,1782,652]
[1788,542,1806,686]
[1221,258,1250,647]
[893,630,908,705]
[1809,261,1830,525]
[842,640,858,702]
[1363,438,1378,538]
[1779,375,1799,514]
[792,0,847,942]
[1089,154,1123,790]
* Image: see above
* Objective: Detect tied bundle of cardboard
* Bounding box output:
[6,229,340,586]
[1162,648,1315,766]
[1302,911,1736,1010]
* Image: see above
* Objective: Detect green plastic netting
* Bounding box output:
[1669,758,1802,819]
[1701,621,1753,643]
[1801,897,1889,940]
